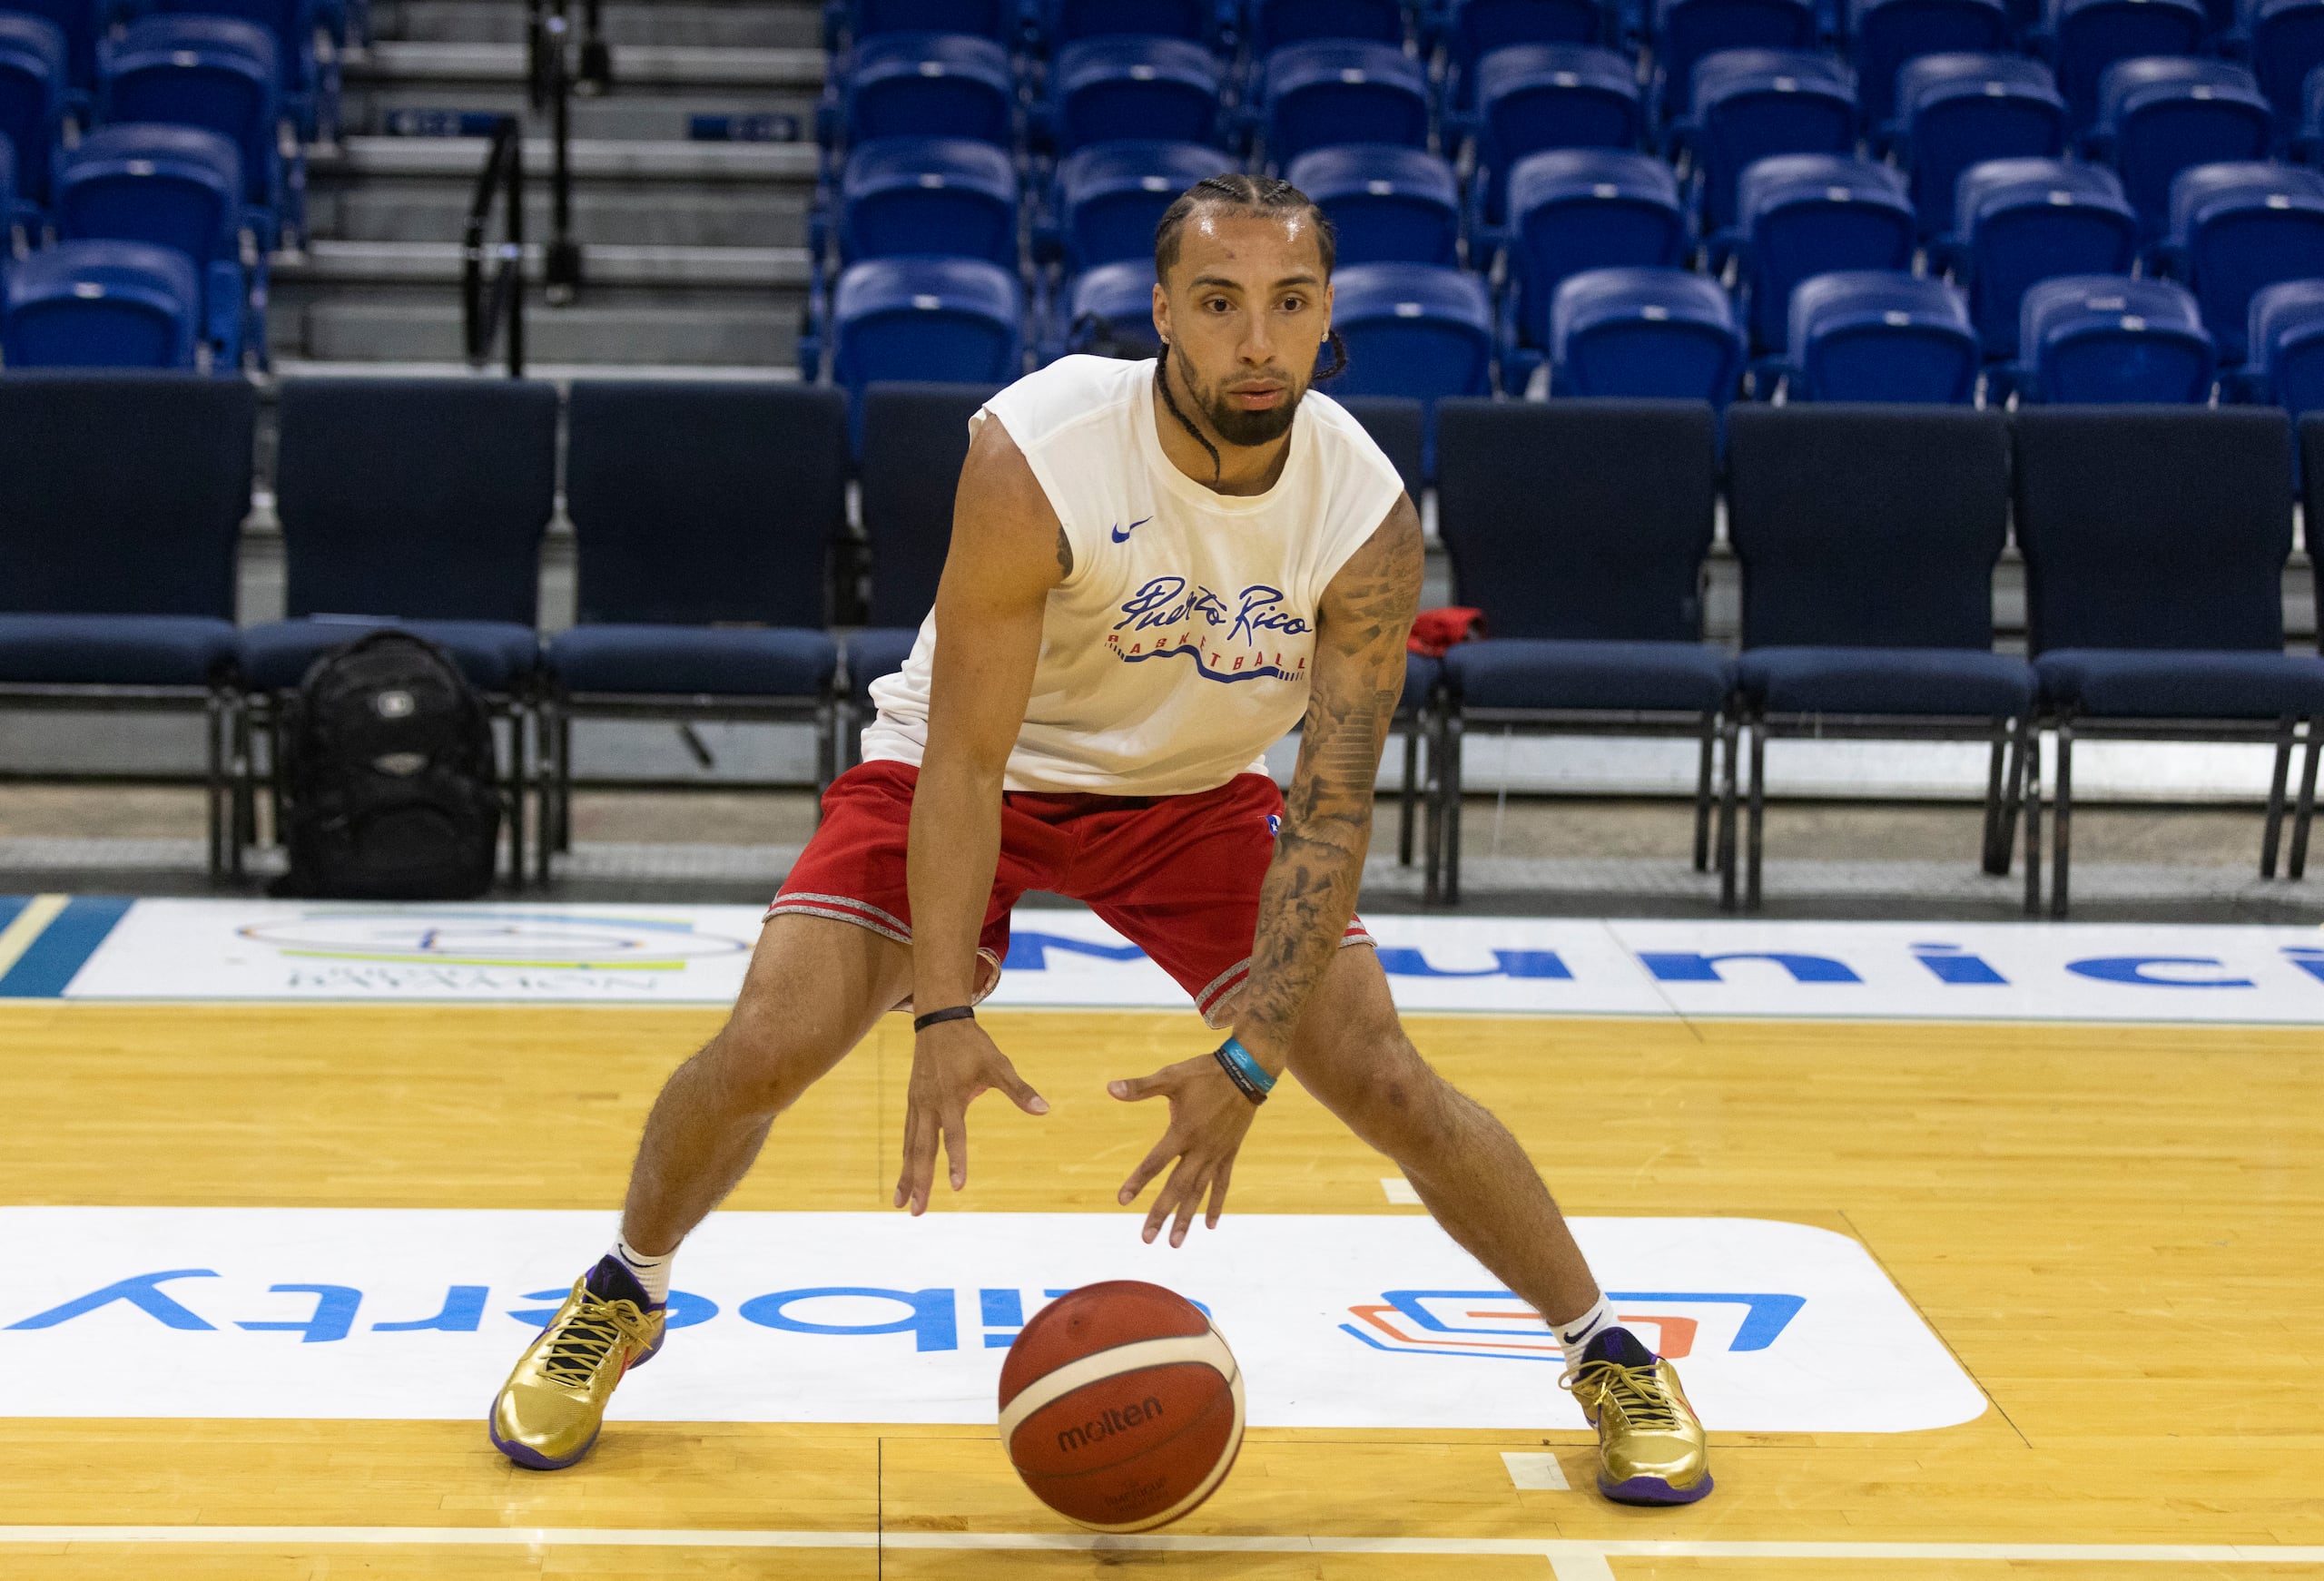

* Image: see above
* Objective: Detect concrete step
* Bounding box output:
[346,41,825,88]
[278,238,808,287]
[344,90,817,141]
[310,183,806,247]
[285,297,801,364]
[274,357,804,379]
[373,0,823,49]
[316,134,815,182]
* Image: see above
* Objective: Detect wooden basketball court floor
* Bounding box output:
[1,995,2319,1579]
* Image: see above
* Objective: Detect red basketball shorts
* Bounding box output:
[768,759,1371,1026]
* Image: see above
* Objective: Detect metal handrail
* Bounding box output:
[460,114,526,375]
[526,0,590,304]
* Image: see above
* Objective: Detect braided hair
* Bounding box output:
[1151,173,1347,483]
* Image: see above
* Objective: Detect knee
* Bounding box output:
[1296,1023,1448,1143]
[694,1010,828,1118]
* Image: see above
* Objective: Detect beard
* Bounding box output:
[1180,360,1307,447]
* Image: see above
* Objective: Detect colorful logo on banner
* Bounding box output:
[1340,1289,1806,1363]
[234,911,753,971]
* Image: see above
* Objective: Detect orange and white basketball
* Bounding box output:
[996,1280,1246,1532]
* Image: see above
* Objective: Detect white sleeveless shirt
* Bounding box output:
[860,355,1406,796]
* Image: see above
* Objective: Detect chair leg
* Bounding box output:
[1397,714,1420,868]
[2021,726,2044,917]
[1745,716,1767,911]
[1980,727,2007,875]
[1717,712,1739,912]
[2290,718,2319,880]
[2261,716,2294,879]
[1692,712,1715,873]
[2049,722,2074,919]
[507,702,529,889]
[535,699,560,885]
[1443,710,1465,906]
[204,689,226,883]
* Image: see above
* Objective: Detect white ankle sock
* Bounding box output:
[1553,1293,1621,1374]
[612,1236,674,1306]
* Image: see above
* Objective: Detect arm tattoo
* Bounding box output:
[1235,504,1425,1056]
[1056,526,1074,580]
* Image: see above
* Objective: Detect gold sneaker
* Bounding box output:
[1563,1328,1714,1505]
[488,1260,666,1469]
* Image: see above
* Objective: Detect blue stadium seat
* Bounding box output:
[1550,265,1748,401]
[3,241,202,368]
[1892,54,2066,235]
[0,138,14,249]
[2248,278,2324,418]
[5,0,98,94]
[833,136,1019,268]
[1727,405,2031,906]
[829,257,1024,437]
[2245,0,2324,136]
[136,0,330,140]
[1430,399,1733,902]
[1679,48,1857,233]
[0,14,66,207]
[1285,144,1462,265]
[1470,43,1642,231]
[1498,149,1689,390]
[1945,157,2135,357]
[1784,269,1981,400]
[1848,0,2009,128]
[99,15,287,242]
[833,0,1019,44]
[1437,0,1609,119]
[52,123,252,368]
[1246,0,1409,53]
[1651,0,1818,122]
[2093,59,2271,240]
[2160,161,2324,361]
[2043,0,2209,133]
[2015,272,2215,400]
[1041,34,1226,152]
[1325,261,1495,473]
[1040,140,1226,272]
[1038,0,1223,46]
[1256,40,1433,168]
[1731,152,1916,350]
[2309,65,2324,161]
[2014,407,2323,910]
[1050,259,1163,358]
[828,32,1016,149]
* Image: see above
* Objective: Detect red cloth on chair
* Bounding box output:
[1408,606,1486,657]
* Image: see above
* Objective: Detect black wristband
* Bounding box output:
[912,1005,977,1033]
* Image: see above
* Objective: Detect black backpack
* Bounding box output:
[271,631,504,899]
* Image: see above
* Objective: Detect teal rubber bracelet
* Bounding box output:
[1212,1036,1276,1105]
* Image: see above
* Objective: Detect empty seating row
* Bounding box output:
[1420,398,2324,914]
[0,0,336,137]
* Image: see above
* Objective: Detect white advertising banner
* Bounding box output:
[0,1208,1984,1434]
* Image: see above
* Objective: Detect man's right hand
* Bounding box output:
[893,1017,1049,1214]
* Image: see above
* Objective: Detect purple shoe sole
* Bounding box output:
[1599,1469,1714,1507]
[488,1417,599,1471]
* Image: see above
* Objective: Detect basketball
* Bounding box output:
[996,1280,1246,1532]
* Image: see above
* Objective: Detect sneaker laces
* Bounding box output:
[538,1293,650,1389]
[1562,1360,1682,1432]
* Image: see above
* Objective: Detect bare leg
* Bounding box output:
[620,914,911,1255]
[1286,947,1601,1328]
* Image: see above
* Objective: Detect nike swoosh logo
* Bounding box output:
[1109,516,1153,544]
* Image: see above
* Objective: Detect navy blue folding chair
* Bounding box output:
[828,32,1016,150]
[2015,273,2215,400]
[1550,265,1747,400]
[1679,47,1858,233]
[1285,144,1462,265]
[1041,34,1226,152]
[1730,152,1916,350]
[1038,0,1222,46]
[2158,162,2324,362]
[1652,0,1817,122]
[3,241,202,368]
[1498,150,1689,391]
[2093,59,2271,240]
[832,136,1019,269]
[1892,54,2066,236]
[0,372,255,878]
[2014,406,2323,911]
[1256,40,1432,168]
[99,15,288,245]
[1727,404,2033,908]
[1049,259,1163,358]
[1324,261,1496,475]
[53,123,253,368]
[843,382,1000,762]
[1430,398,1735,902]
[1783,270,1981,401]
[1848,0,2008,128]
[2245,0,2324,136]
[541,384,849,875]
[241,378,559,879]
[2249,279,2324,419]
[1246,0,1410,52]
[1470,43,1642,233]
[0,14,66,208]
[1040,140,1229,273]
[1437,0,1609,120]
[826,256,1024,444]
[2041,0,2208,133]
[1943,156,2134,358]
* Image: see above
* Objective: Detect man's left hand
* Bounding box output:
[1109,1052,1265,1247]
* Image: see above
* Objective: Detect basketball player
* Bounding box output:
[490,175,1712,1507]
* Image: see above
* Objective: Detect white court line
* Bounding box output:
[5,1527,2324,1564]
[1502,1450,1571,1490]
[1380,1175,1423,1204]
